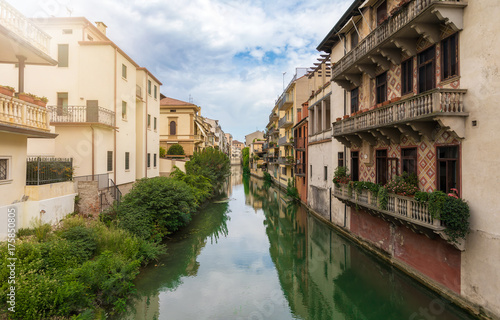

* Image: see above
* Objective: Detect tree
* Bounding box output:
[185,147,230,189]
[167,144,185,155]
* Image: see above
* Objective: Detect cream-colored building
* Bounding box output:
[0,0,77,239]
[160,97,208,156]
[0,17,162,194]
[314,0,500,317]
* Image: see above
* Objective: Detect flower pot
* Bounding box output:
[382,100,390,106]
[390,97,401,103]
[376,103,383,108]
[0,86,14,97]
[355,110,363,115]
[336,117,342,122]
[343,115,350,119]
[17,93,34,104]
[34,99,47,107]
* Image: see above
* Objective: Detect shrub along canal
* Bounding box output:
[125,167,478,320]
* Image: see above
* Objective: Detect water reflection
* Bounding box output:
[127,169,476,320]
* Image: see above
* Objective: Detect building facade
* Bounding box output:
[314,0,500,317]
[0,17,162,193]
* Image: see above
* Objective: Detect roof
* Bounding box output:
[232,140,243,145]
[160,97,196,106]
[316,0,364,53]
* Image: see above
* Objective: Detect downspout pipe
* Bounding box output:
[114,48,117,185]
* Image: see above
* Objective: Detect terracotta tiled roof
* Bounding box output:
[160,97,195,106]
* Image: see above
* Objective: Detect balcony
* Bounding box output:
[0,92,54,137]
[332,183,463,248]
[332,89,467,147]
[269,112,279,122]
[332,0,467,85]
[278,136,293,147]
[295,163,306,177]
[0,0,55,64]
[48,105,115,128]
[278,116,293,129]
[278,93,293,111]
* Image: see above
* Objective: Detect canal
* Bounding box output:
[126,166,477,320]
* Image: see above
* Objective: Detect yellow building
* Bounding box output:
[159,97,208,156]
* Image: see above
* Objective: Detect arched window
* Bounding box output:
[170,121,176,135]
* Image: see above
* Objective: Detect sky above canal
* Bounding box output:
[13,0,351,142]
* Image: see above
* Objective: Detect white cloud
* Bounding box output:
[10,0,351,141]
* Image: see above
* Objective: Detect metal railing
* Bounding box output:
[26,157,73,185]
[278,116,293,128]
[333,89,467,136]
[278,93,293,110]
[332,0,466,79]
[48,105,115,127]
[0,0,51,55]
[109,178,122,205]
[74,173,110,190]
[0,93,50,131]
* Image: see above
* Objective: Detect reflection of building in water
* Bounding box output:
[245,178,265,212]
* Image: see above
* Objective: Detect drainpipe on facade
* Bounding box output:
[91,126,95,177]
[145,76,148,178]
[114,48,117,185]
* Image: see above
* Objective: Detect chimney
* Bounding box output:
[95,21,107,36]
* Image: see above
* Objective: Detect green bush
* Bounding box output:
[167,144,185,155]
[0,216,163,319]
[263,171,272,182]
[170,167,213,204]
[118,177,197,240]
[185,147,230,189]
[159,146,166,158]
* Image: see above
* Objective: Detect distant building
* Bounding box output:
[159,97,208,156]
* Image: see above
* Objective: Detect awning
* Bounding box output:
[195,120,207,137]
[337,15,362,34]
[359,0,379,9]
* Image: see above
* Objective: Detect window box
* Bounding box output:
[336,117,342,122]
[17,93,34,104]
[0,86,15,97]
[343,115,350,119]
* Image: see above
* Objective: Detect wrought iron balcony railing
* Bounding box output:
[48,105,115,127]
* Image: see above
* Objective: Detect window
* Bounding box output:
[122,64,127,79]
[401,58,413,95]
[310,165,312,178]
[154,117,157,130]
[122,101,127,119]
[376,149,387,185]
[282,167,287,175]
[402,148,417,176]
[107,151,113,171]
[376,0,387,26]
[58,44,69,67]
[148,80,152,95]
[437,146,459,194]
[351,87,359,113]
[147,114,151,129]
[418,46,436,93]
[324,166,328,181]
[154,85,157,99]
[376,72,387,104]
[147,153,151,168]
[351,151,359,182]
[0,158,8,181]
[170,121,176,135]
[125,152,130,170]
[154,154,157,167]
[338,152,344,167]
[442,33,458,80]
[351,30,358,50]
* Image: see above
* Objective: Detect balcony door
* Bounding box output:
[86,100,99,123]
[376,149,387,185]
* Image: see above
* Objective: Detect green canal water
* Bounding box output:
[125,167,477,320]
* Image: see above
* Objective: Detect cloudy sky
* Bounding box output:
[12,0,351,142]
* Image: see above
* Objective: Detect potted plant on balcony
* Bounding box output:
[0,85,15,97]
[17,92,35,104]
[343,115,350,119]
[34,96,48,107]
[336,117,342,122]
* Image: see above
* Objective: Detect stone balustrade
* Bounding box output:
[0,93,50,132]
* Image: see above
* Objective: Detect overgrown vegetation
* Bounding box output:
[1,148,231,319]
[242,147,250,175]
[263,171,272,183]
[1,217,164,319]
[167,143,185,155]
[333,166,351,188]
[286,178,300,202]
